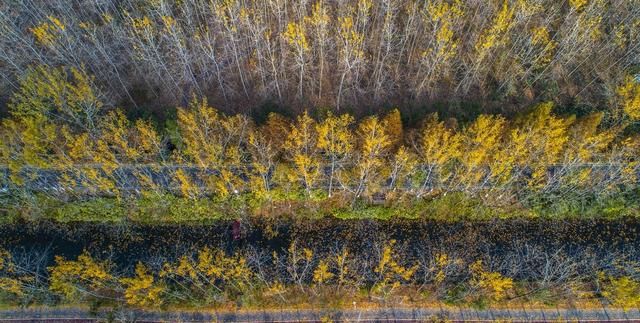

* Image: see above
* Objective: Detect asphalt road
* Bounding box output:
[2,307,640,322]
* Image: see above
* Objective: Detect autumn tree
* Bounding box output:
[417,113,462,195]
[283,111,320,197]
[48,251,117,303]
[316,112,354,196]
[353,115,391,199]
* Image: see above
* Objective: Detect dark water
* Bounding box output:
[1,217,639,278]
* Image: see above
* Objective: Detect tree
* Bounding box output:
[415,0,464,97]
[120,263,165,307]
[305,0,331,101]
[176,97,247,197]
[372,240,417,298]
[283,111,320,196]
[458,114,506,190]
[48,251,116,303]
[353,115,391,199]
[469,260,513,302]
[513,102,574,188]
[283,21,309,99]
[9,66,104,134]
[418,113,462,195]
[618,76,640,120]
[316,112,354,196]
[602,275,640,311]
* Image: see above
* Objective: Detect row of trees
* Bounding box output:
[1,242,639,310]
[0,0,638,115]
[1,66,640,204]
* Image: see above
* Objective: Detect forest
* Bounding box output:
[1,0,640,318]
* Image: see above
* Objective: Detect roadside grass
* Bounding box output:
[2,190,639,224]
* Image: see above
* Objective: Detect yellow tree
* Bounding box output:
[316,112,354,196]
[561,112,620,188]
[353,115,391,199]
[0,115,58,186]
[513,102,575,188]
[283,111,320,196]
[475,0,515,60]
[91,110,163,196]
[283,21,310,99]
[121,263,165,307]
[372,240,417,298]
[30,16,66,48]
[382,109,403,150]
[387,146,418,193]
[418,113,462,194]
[48,251,116,303]
[617,76,640,120]
[490,127,528,187]
[469,260,514,302]
[529,26,557,71]
[9,66,103,134]
[247,118,282,201]
[176,97,247,197]
[417,0,464,96]
[458,115,506,190]
[336,14,365,110]
[305,0,331,100]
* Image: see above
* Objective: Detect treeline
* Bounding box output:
[1,65,640,211]
[1,242,640,310]
[0,0,638,116]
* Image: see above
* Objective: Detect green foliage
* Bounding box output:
[53,198,126,222]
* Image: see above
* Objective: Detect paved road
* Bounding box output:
[2,307,640,322]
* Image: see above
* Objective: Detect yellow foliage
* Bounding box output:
[577,15,602,41]
[602,275,640,311]
[424,0,464,61]
[475,0,514,56]
[515,102,574,187]
[354,115,392,196]
[382,109,403,148]
[421,113,462,175]
[161,247,252,295]
[569,0,589,11]
[48,251,114,301]
[338,16,365,59]
[460,114,506,184]
[617,76,640,120]
[0,277,24,298]
[284,111,320,193]
[0,249,27,299]
[31,16,65,47]
[121,263,164,307]
[160,15,176,33]
[177,97,224,167]
[306,1,330,30]
[530,26,557,66]
[0,114,57,182]
[470,260,513,301]
[388,146,418,191]
[566,112,618,162]
[373,240,417,296]
[317,112,354,157]
[131,16,154,35]
[313,260,334,284]
[283,22,309,52]
[174,168,199,199]
[432,253,451,284]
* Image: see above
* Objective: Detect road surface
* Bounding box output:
[2,307,640,322]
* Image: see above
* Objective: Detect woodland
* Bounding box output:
[0,0,640,316]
